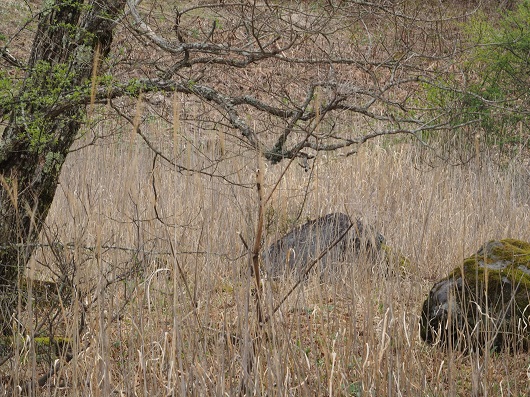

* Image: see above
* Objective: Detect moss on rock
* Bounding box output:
[420,239,530,352]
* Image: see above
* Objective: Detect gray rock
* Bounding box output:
[262,213,385,278]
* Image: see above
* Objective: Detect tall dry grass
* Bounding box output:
[6,111,530,396]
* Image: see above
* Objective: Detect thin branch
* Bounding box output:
[108,99,252,187]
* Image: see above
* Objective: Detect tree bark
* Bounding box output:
[0,0,126,333]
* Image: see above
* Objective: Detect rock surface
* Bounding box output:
[261,212,385,278]
[420,239,530,351]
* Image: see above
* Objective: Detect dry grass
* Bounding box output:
[1,2,529,394]
[4,110,529,396]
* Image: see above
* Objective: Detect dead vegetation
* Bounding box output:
[1,0,529,395]
[5,124,526,395]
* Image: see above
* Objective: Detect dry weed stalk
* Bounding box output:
[251,167,265,325]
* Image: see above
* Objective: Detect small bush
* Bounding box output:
[426,0,530,152]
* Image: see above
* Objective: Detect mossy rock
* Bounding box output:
[420,239,530,352]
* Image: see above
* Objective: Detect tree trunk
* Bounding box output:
[0,0,126,333]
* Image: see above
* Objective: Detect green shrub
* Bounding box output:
[426,0,530,151]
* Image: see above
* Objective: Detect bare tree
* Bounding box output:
[0,0,456,331]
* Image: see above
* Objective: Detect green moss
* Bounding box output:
[0,335,72,362]
[500,238,530,252]
[452,239,530,309]
[381,243,411,273]
[33,336,71,346]
[0,335,70,345]
[452,239,530,273]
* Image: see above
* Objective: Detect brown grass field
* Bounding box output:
[7,111,527,395]
[2,0,530,396]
